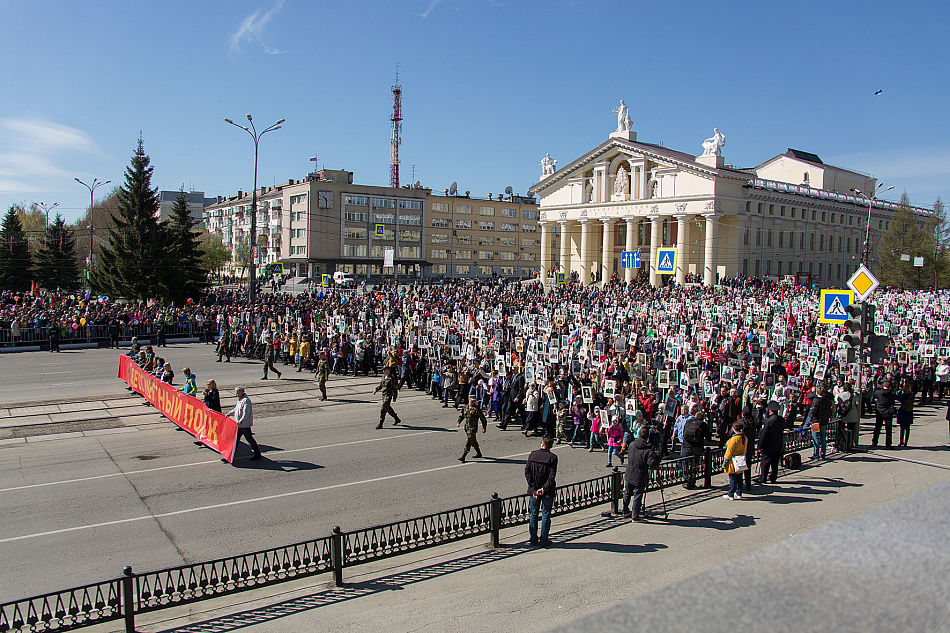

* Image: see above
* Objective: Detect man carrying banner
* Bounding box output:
[228,387,262,462]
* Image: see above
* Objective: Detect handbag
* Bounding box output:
[811,422,821,433]
[731,454,748,472]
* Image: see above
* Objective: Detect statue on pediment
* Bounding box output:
[701,128,725,157]
[613,100,632,133]
[613,165,629,195]
[540,153,557,176]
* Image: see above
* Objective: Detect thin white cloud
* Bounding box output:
[418,0,444,18]
[229,0,286,56]
[825,145,950,203]
[0,118,99,196]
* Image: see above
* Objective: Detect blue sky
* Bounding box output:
[1,0,947,222]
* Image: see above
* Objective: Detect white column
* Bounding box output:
[601,218,615,284]
[624,217,636,284]
[539,220,551,287]
[649,214,661,287]
[579,219,592,285]
[704,213,719,287]
[675,214,689,285]
[559,220,570,279]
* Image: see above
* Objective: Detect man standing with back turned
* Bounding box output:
[525,435,558,547]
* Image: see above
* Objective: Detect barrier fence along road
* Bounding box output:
[0,423,843,633]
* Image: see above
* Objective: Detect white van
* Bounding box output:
[333,271,355,285]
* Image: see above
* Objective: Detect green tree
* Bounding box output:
[876,192,936,289]
[15,204,46,255]
[0,206,33,291]
[34,215,80,291]
[92,137,171,299]
[165,189,209,301]
[198,231,231,276]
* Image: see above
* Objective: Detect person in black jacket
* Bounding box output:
[807,384,834,460]
[505,368,527,430]
[757,401,785,484]
[739,406,758,491]
[872,380,897,449]
[621,427,660,521]
[681,407,709,490]
[525,436,558,547]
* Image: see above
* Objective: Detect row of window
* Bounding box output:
[429,265,528,276]
[742,227,862,253]
[750,202,867,228]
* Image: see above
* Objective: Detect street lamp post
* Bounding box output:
[852,183,894,266]
[225,114,284,306]
[36,202,59,228]
[75,178,111,290]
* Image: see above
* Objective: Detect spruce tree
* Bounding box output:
[0,206,33,291]
[34,215,80,291]
[93,137,170,299]
[876,192,935,289]
[166,189,209,302]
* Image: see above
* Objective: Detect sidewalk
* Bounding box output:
[104,413,950,633]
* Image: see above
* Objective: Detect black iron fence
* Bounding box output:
[0,322,207,350]
[0,423,841,633]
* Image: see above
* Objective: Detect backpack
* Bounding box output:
[683,418,703,444]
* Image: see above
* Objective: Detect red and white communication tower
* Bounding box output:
[390,65,403,189]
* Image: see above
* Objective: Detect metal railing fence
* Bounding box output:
[0,422,841,633]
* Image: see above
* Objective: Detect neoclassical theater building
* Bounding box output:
[530,102,923,288]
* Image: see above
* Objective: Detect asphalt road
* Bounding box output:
[0,347,614,600]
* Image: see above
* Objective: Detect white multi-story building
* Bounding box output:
[530,106,933,287]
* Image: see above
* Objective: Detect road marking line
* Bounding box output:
[0,445,553,544]
[0,430,442,493]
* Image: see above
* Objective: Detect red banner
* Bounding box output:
[118,355,238,462]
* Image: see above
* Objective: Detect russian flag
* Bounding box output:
[568,329,579,345]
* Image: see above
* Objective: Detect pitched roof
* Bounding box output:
[785,149,823,165]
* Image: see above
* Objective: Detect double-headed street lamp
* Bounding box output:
[225,114,284,305]
[75,177,111,290]
[852,183,894,265]
[36,202,59,228]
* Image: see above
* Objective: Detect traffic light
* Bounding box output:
[869,335,889,364]
[842,304,863,347]
[863,303,876,345]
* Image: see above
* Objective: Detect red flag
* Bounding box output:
[31,281,37,297]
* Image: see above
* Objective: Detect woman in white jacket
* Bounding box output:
[522,384,541,435]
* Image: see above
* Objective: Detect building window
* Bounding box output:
[455,250,472,259]
[431,264,447,274]
[479,221,495,231]
[431,218,450,228]
[456,220,472,230]
[499,252,516,261]
[500,266,515,276]
[743,258,748,276]
[479,206,495,216]
[520,252,536,261]
[398,246,420,258]
[743,227,750,245]
[820,235,825,250]
[431,202,449,213]
[373,228,393,240]
[521,224,537,233]
[399,230,420,242]
[398,215,422,226]
[780,206,786,217]
[778,231,784,248]
[431,233,449,244]
[800,233,805,250]
[344,210,367,222]
[456,204,472,215]
[778,261,783,276]
[791,208,797,219]
[521,239,536,248]
[755,260,760,276]
[479,236,494,246]
[290,194,307,205]
[500,237,517,247]
[522,209,538,220]
[431,249,448,259]
[767,230,773,247]
[373,212,395,224]
[345,227,366,240]
[456,235,472,245]
[371,198,396,209]
[344,195,368,206]
[756,228,761,246]
[343,244,367,257]
[846,237,851,253]
[821,212,827,222]
[810,233,815,249]
[478,251,493,261]
[838,236,843,252]
[455,265,470,274]
[768,205,774,215]
[479,266,493,276]
[501,223,518,232]
[398,199,423,210]
[501,208,518,217]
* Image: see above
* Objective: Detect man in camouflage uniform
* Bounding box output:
[374,367,401,429]
[314,351,330,400]
[457,395,487,462]
[216,327,231,363]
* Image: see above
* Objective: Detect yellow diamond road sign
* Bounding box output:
[847,264,879,301]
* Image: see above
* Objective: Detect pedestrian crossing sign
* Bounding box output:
[819,289,854,324]
[656,247,677,275]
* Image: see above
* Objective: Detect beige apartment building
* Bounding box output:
[203,169,543,281]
